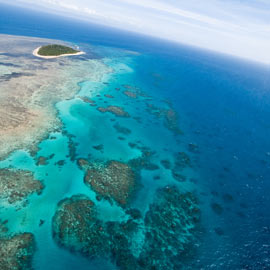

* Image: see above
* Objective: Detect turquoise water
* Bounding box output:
[0,3,270,269]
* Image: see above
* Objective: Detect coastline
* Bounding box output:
[0,34,111,160]
[33,46,85,59]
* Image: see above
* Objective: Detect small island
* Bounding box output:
[33,44,85,59]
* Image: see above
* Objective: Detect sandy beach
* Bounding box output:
[33,46,85,59]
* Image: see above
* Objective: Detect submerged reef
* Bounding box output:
[128,144,158,171]
[160,159,171,169]
[52,195,139,263]
[174,152,192,168]
[36,156,48,166]
[0,169,44,205]
[139,186,201,270]
[78,96,96,105]
[52,195,108,257]
[104,94,114,98]
[188,143,199,154]
[164,108,182,135]
[78,159,135,206]
[52,185,201,270]
[211,202,224,215]
[0,233,35,270]
[123,90,138,99]
[171,152,192,182]
[122,85,149,98]
[97,106,130,117]
[36,154,54,166]
[113,123,132,135]
[146,103,182,135]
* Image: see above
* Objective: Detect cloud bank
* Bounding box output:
[2,0,270,64]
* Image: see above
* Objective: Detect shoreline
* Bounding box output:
[0,34,111,160]
[33,46,85,59]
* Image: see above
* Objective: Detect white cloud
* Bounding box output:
[1,0,270,64]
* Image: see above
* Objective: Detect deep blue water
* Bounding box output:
[0,3,270,269]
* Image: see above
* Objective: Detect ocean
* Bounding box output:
[0,3,269,270]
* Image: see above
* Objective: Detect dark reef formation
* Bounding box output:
[52,195,140,263]
[160,159,171,169]
[0,232,35,270]
[65,132,78,161]
[128,145,159,171]
[36,156,48,166]
[92,144,104,152]
[52,185,201,270]
[164,108,182,135]
[52,195,108,257]
[104,94,114,98]
[188,143,199,154]
[79,96,96,106]
[113,123,131,135]
[122,85,149,98]
[146,103,182,135]
[211,202,224,215]
[171,151,192,182]
[123,90,138,99]
[0,169,44,205]
[36,154,55,166]
[97,106,130,117]
[78,159,135,206]
[174,152,192,169]
[139,186,200,270]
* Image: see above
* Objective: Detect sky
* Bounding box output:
[2,0,270,64]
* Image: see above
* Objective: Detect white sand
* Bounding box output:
[33,46,85,59]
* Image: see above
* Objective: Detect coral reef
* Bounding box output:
[97,106,130,117]
[36,153,54,166]
[52,195,140,264]
[122,85,149,98]
[139,186,201,270]
[171,152,192,182]
[146,103,182,135]
[160,159,171,169]
[104,94,114,98]
[171,172,187,182]
[123,91,138,99]
[174,152,192,169]
[78,159,135,206]
[66,133,78,161]
[129,157,159,171]
[36,156,48,166]
[52,186,201,270]
[0,233,35,270]
[222,193,234,202]
[164,109,182,135]
[92,144,104,151]
[128,145,158,171]
[52,195,109,257]
[0,219,9,235]
[211,202,224,215]
[0,169,44,205]
[113,123,131,135]
[188,143,199,153]
[78,96,96,105]
[55,160,65,167]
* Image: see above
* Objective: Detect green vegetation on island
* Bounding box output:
[38,44,79,56]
